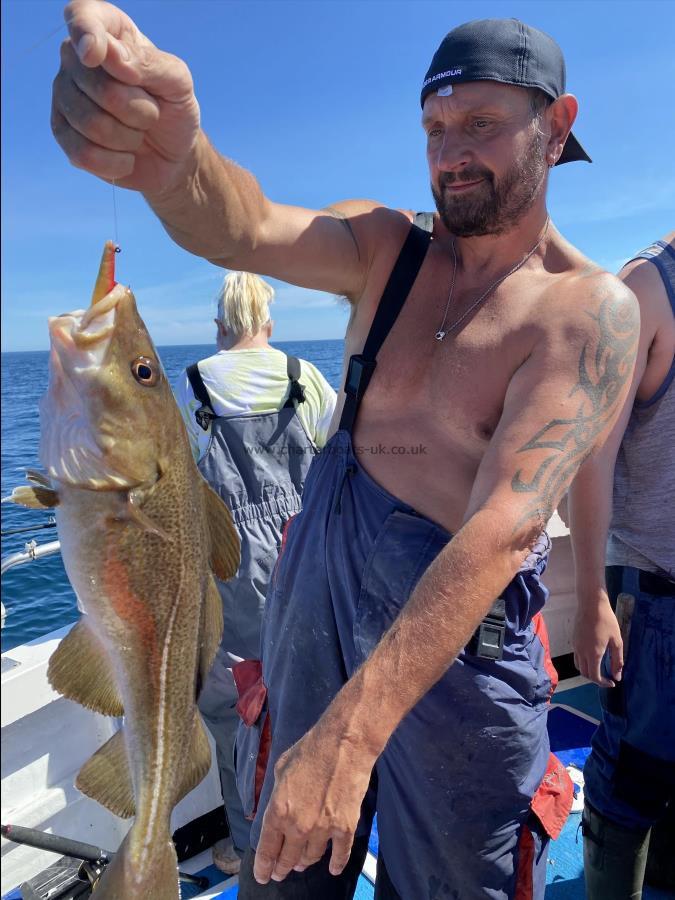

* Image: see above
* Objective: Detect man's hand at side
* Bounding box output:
[253,712,376,884]
[53,0,200,193]
[573,588,624,686]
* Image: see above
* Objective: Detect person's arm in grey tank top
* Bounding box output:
[569,413,631,686]
[570,249,673,686]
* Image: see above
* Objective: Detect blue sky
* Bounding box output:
[2,0,674,352]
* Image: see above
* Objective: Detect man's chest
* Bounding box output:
[345,274,533,447]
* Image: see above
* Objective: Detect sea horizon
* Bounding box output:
[0,337,344,356]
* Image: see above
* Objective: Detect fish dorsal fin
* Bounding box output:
[91,240,117,306]
[174,712,212,807]
[3,484,58,509]
[198,576,224,694]
[48,618,124,717]
[202,482,240,581]
[76,728,135,819]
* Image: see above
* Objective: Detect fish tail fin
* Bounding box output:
[94,829,179,900]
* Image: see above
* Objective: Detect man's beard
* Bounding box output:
[431,127,547,237]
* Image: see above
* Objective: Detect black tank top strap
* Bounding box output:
[186,362,216,431]
[626,241,675,315]
[339,223,432,433]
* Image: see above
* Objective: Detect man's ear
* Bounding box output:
[546,94,578,166]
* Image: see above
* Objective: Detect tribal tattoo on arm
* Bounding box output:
[322,207,361,261]
[511,293,639,531]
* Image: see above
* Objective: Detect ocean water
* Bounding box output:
[0,340,344,653]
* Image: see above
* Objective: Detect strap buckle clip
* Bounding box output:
[344,355,376,401]
[468,596,506,660]
[474,619,506,660]
[195,405,214,431]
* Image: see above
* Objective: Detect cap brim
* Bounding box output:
[556,131,592,165]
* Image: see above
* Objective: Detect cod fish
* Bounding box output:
[7,243,240,899]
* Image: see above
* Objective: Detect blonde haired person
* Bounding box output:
[174,271,336,874]
[217,271,274,339]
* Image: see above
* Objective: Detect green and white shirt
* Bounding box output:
[174,347,337,462]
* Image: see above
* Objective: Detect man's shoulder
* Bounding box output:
[540,262,638,342]
[327,202,419,253]
[619,254,671,311]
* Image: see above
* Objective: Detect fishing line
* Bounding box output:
[15,9,81,60]
[15,16,126,257]
[111,178,121,250]
[17,21,67,58]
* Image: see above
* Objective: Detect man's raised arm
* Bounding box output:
[251,274,639,885]
[53,0,378,300]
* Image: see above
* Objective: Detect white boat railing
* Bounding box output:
[1,538,63,631]
[1,539,62,577]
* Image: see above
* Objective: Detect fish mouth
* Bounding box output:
[41,286,139,491]
[49,283,126,359]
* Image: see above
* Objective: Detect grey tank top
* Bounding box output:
[607,240,675,577]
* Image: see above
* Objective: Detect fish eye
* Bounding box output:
[131,356,159,386]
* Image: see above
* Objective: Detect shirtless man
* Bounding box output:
[52,5,639,897]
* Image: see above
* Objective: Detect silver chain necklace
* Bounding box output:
[434,217,550,341]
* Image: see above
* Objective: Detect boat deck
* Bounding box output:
[3,677,673,899]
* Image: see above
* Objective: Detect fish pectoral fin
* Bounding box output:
[198,576,224,693]
[76,728,135,819]
[125,488,170,540]
[2,484,59,509]
[174,712,212,806]
[48,618,124,717]
[202,482,240,581]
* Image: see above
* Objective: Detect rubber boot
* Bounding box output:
[582,802,651,899]
[645,802,675,891]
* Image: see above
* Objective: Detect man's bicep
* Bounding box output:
[465,287,639,538]
[233,199,397,302]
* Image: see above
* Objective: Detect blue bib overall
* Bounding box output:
[236,225,572,899]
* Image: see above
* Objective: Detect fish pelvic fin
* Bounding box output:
[198,576,224,693]
[2,484,58,509]
[174,711,213,807]
[202,482,240,580]
[92,830,179,900]
[76,727,135,819]
[48,618,124,717]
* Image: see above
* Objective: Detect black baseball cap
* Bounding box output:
[420,18,591,165]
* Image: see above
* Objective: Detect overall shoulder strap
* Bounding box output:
[284,355,306,407]
[339,224,432,433]
[186,363,216,431]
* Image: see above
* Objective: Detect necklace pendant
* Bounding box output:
[435,330,446,341]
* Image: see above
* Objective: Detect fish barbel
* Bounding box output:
[6,243,240,898]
